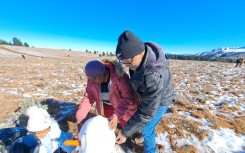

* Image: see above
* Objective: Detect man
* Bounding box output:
[115,30,174,153]
[235,57,244,68]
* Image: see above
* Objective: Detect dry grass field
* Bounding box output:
[0,45,244,153]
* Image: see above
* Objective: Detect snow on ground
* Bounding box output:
[157,60,245,153]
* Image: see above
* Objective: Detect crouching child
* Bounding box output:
[26,106,75,153]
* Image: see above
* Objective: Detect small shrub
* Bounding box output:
[14,98,48,126]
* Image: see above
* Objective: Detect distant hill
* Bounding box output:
[0,45,99,61]
[195,47,245,59]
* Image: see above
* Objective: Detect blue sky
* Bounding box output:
[0,0,245,54]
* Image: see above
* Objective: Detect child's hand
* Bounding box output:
[76,119,84,131]
[76,119,82,125]
[108,114,118,130]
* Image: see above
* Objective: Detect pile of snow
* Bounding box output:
[77,115,116,153]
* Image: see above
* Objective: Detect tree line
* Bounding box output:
[0,37,29,47]
[0,38,237,63]
[85,49,115,57]
[167,54,236,63]
[84,50,236,62]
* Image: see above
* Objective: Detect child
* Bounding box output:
[26,106,75,153]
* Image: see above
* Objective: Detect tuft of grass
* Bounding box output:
[168,107,180,118]
[14,98,48,126]
[186,104,197,111]
[220,105,240,113]
[198,130,208,140]
[230,90,243,95]
[156,144,165,152]
[169,135,177,151]
[223,87,229,91]
[196,96,208,104]
[232,116,245,134]
[174,94,187,107]
[189,90,200,95]
[177,145,198,153]
[191,111,205,119]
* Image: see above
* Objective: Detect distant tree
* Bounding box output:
[166,54,235,63]
[99,54,102,57]
[102,52,105,56]
[24,42,29,47]
[109,52,114,56]
[85,49,88,53]
[106,52,109,56]
[94,51,97,54]
[228,58,234,63]
[0,39,10,45]
[12,37,23,46]
[69,49,71,51]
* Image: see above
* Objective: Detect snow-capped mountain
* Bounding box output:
[196,47,245,58]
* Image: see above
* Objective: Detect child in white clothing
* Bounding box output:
[26,106,75,153]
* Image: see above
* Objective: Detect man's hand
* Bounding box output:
[116,130,126,144]
[108,114,118,130]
